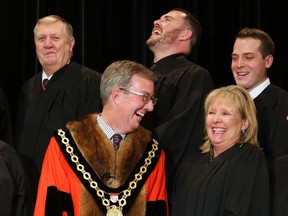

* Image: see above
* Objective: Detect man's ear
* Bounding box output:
[69,37,75,52]
[111,88,122,105]
[180,30,192,41]
[265,54,273,69]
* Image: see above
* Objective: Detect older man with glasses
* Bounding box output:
[34,60,169,216]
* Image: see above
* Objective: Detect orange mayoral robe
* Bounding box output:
[34,113,169,216]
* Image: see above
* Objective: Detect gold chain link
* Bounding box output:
[57,129,158,215]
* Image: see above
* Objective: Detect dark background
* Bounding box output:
[1,0,287,124]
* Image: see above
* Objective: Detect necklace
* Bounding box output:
[57,129,158,216]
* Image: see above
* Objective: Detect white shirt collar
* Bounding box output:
[42,71,53,82]
[97,114,125,140]
[249,78,270,99]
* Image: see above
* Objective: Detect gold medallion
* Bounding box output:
[106,205,123,216]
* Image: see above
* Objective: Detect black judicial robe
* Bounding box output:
[15,62,102,200]
[0,86,14,145]
[253,84,288,216]
[0,140,32,216]
[142,54,214,201]
[171,143,270,216]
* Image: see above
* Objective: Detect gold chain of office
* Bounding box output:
[57,129,159,216]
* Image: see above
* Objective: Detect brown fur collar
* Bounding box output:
[66,113,153,215]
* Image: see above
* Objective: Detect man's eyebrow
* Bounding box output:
[162,15,174,20]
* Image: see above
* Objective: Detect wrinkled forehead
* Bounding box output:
[36,20,65,34]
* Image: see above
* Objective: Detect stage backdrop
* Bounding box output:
[1,0,287,123]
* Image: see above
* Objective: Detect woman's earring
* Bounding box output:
[240,128,246,147]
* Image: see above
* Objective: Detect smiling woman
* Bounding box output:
[171,85,271,216]
[202,85,257,157]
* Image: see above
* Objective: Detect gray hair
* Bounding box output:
[34,15,74,40]
[100,60,157,105]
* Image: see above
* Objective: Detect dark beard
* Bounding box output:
[146,31,180,48]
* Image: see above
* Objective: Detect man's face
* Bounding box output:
[118,74,155,134]
[146,10,186,48]
[231,37,272,91]
[34,20,75,72]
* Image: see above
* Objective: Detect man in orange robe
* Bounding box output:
[34,60,169,216]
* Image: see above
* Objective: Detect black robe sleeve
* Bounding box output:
[0,140,33,216]
[142,55,214,201]
[0,86,14,145]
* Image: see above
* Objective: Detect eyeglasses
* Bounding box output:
[119,88,158,105]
